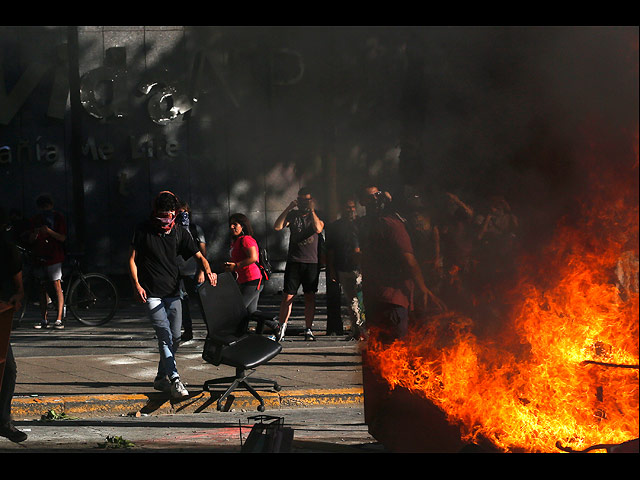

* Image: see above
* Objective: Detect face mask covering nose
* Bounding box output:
[154,211,176,233]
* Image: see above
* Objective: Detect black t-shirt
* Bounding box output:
[0,230,22,302]
[131,220,199,298]
[326,217,360,272]
[285,209,323,263]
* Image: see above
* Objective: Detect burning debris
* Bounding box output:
[363,130,639,453]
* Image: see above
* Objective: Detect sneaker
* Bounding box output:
[0,422,28,443]
[181,329,193,343]
[170,378,189,399]
[153,376,171,392]
[345,333,366,342]
[34,321,47,329]
[304,328,315,341]
[276,322,287,342]
[53,320,64,330]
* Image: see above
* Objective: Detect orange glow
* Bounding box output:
[365,130,639,453]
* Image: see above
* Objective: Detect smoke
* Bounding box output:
[404,27,637,216]
[393,26,639,338]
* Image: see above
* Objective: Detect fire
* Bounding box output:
[365,130,639,453]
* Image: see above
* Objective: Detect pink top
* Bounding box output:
[231,235,262,283]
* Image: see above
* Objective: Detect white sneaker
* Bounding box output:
[170,378,189,399]
[276,322,287,342]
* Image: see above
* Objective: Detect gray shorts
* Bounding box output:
[34,263,63,282]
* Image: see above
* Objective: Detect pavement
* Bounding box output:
[6,291,366,421]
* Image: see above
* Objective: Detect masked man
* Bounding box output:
[128,191,216,399]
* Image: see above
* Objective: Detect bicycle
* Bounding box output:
[16,246,119,327]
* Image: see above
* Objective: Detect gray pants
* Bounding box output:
[239,279,264,314]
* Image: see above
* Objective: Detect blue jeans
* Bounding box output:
[146,296,182,381]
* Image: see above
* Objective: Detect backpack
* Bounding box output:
[256,247,272,281]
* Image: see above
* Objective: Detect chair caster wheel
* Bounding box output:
[257,404,265,412]
[273,383,281,392]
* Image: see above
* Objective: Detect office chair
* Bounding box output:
[197,273,282,412]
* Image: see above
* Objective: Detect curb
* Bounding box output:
[11,388,365,419]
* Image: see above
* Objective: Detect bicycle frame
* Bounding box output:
[17,248,93,322]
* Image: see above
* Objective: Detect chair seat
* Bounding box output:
[219,335,282,370]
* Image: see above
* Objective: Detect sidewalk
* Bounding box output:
[8,292,366,420]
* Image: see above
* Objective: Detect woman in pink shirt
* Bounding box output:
[224,213,264,313]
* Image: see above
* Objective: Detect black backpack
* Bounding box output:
[256,247,272,281]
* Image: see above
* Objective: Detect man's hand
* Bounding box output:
[134,284,148,303]
[415,286,430,312]
[207,272,217,286]
[8,293,23,312]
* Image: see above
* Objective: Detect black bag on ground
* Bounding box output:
[241,415,293,453]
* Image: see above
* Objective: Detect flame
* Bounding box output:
[365,129,639,453]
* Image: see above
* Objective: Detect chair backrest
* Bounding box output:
[197,272,248,337]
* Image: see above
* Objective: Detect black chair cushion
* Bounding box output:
[220,335,282,370]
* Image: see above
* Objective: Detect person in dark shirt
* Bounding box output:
[357,184,445,439]
[128,191,217,399]
[273,187,324,341]
[176,201,207,343]
[0,206,27,443]
[358,186,428,343]
[326,197,365,340]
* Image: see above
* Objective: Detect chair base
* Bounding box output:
[204,367,282,412]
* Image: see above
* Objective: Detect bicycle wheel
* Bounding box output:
[67,273,119,326]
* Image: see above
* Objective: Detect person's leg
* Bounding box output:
[165,296,183,353]
[147,296,188,397]
[34,266,48,327]
[303,293,316,330]
[0,345,17,425]
[52,279,64,326]
[361,303,408,436]
[338,270,363,338]
[301,263,320,331]
[146,297,181,382]
[239,280,261,314]
[164,296,189,397]
[38,284,48,326]
[325,276,344,335]
[278,294,295,326]
[40,264,64,329]
[179,277,193,341]
[279,262,301,326]
[0,345,26,442]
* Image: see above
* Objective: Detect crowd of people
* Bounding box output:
[1,184,519,444]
